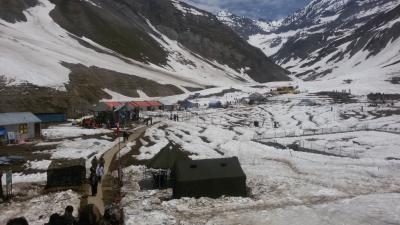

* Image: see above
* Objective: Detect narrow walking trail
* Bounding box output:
[87,125,147,214]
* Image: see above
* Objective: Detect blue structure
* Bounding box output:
[179,100,198,109]
[35,113,67,123]
[208,100,222,108]
[0,127,7,144]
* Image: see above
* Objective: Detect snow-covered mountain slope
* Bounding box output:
[0,0,289,113]
[216,11,281,38]
[219,0,400,93]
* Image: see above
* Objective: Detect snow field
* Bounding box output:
[41,123,112,140]
[0,190,80,225]
[122,92,400,224]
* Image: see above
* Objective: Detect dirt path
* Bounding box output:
[86,125,147,214]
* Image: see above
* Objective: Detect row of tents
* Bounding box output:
[46,146,247,199]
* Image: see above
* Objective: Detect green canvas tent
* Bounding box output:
[173,157,247,198]
[147,143,190,170]
[47,158,86,188]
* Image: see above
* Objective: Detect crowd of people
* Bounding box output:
[7,203,121,225]
[5,154,122,225]
[170,113,179,121]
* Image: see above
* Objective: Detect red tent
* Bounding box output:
[105,102,124,108]
[127,101,140,107]
[134,101,152,107]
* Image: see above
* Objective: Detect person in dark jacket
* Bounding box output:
[7,217,29,225]
[123,131,129,142]
[99,156,105,167]
[77,204,101,225]
[89,170,98,196]
[63,205,76,225]
[91,156,98,170]
[46,213,66,225]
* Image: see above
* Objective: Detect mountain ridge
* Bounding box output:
[217,0,400,92]
[0,0,289,113]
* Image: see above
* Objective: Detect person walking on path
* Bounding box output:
[91,156,98,170]
[123,131,129,143]
[96,164,104,183]
[90,169,98,196]
[99,156,105,167]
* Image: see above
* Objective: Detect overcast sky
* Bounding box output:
[182,0,311,20]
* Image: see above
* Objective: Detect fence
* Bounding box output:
[252,124,400,140]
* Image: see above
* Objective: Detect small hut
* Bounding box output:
[0,112,42,142]
[208,100,222,108]
[178,100,198,110]
[248,93,265,104]
[173,157,247,198]
[47,158,86,188]
[35,112,67,123]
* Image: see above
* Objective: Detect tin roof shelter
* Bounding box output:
[0,112,42,140]
[0,112,41,126]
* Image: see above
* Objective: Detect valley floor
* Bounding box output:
[121,92,400,225]
[1,90,400,225]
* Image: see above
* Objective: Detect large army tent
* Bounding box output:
[173,157,247,198]
[147,143,190,170]
[47,158,86,188]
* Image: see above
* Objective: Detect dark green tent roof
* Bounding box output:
[147,143,190,170]
[174,157,246,182]
[48,158,86,170]
[93,102,112,112]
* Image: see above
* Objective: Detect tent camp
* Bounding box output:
[173,157,247,198]
[47,158,86,188]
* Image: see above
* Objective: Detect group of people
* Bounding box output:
[6,205,74,225]
[7,204,120,225]
[143,116,153,126]
[90,156,105,196]
[170,113,179,121]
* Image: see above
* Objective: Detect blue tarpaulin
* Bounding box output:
[0,127,6,136]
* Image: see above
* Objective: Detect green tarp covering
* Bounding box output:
[47,158,86,188]
[173,157,247,198]
[147,143,190,170]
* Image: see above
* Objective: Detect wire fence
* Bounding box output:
[252,124,400,140]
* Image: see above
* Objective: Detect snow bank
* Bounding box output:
[42,123,112,140]
[0,190,80,225]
